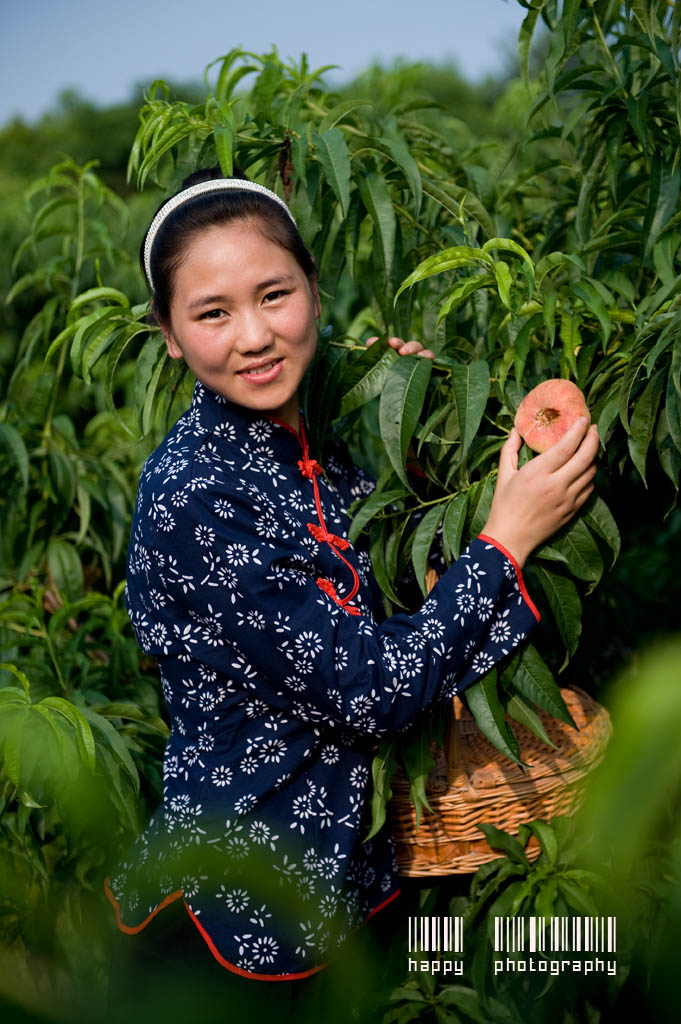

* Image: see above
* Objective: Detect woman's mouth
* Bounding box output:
[237,358,284,385]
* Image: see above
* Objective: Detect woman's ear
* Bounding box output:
[161,322,183,360]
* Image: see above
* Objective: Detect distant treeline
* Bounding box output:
[0,59,524,194]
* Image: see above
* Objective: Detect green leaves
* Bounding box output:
[512,645,576,728]
[411,504,446,598]
[47,539,84,603]
[365,736,399,841]
[505,692,557,749]
[394,246,491,302]
[476,822,531,867]
[313,127,352,217]
[533,564,582,672]
[442,493,468,562]
[466,671,525,768]
[378,355,432,488]
[2,30,680,987]
[0,423,29,490]
[399,725,435,831]
[436,274,496,324]
[214,107,236,177]
[347,488,407,546]
[336,337,398,417]
[358,170,397,287]
[40,697,96,773]
[464,812,611,1010]
[482,237,535,282]
[519,3,542,85]
[395,236,534,324]
[628,368,666,486]
[379,131,422,214]
[449,361,490,461]
[537,517,604,591]
[572,279,612,350]
[133,333,169,435]
[84,707,141,797]
[643,157,681,264]
[0,663,140,815]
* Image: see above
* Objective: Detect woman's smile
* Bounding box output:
[161,221,320,429]
[236,356,284,384]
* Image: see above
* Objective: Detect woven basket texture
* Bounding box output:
[389,683,612,876]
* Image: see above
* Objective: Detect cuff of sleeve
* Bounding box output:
[477,533,541,623]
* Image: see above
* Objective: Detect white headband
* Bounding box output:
[143,178,298,291]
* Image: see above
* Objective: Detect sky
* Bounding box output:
[1,0,527,127]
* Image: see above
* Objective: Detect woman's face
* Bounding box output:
[161,220,321,431]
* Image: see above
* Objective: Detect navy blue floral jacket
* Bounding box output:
[105,380,541,980]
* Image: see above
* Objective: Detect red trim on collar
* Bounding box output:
[316,576,360,614]
[271,415,362,615]
[264,410,303,439]
[298,456,323,479]
[308,522,350,550]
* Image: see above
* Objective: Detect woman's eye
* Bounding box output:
[200,308,225,320]
[263,290,288,303]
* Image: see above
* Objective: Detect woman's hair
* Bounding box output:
[141,166,316,324]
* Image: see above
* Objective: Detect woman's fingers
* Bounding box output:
[364,336,435,358]
[564,463,597,507]
[572,480,596,511]
[553,424,600,487]
[394,339,432,357]
[389,336,414,351]
[532,420,599,491]
[533,417,591,472]
[497,428,521,484]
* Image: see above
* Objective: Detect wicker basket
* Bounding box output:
[390,686,612,876]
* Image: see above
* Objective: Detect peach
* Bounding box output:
[514,379,590,453]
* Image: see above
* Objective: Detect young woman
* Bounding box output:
[104,168,599,1019]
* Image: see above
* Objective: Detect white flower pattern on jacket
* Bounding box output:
[105,381,540,979]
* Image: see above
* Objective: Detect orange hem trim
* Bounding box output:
[104,876,184,934]
[105,876,401,981]
[365,887,401,921]
[477,534,542,623]
[183,901,322,981]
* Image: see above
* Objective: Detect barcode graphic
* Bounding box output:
[408,916,464,953]
[494,917,616,953]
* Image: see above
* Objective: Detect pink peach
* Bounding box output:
[514,379,590,453]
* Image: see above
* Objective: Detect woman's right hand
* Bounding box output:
[481,417,600,568]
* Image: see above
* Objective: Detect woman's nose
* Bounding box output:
[235,308,275,353]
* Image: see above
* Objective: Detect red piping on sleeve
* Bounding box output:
[477,533,541,623]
